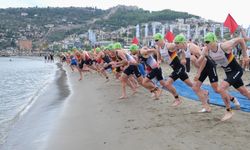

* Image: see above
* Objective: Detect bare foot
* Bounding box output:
[198,107,211,113]
[119,95,127,99]
[221,111,234,121]
[159,89,163,96]
[154,89,161,100]
[78,78,82,81]
[151,93,155,98]
[172,99,182,107]
[132,90,137,96]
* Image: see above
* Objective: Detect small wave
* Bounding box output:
[0,61,57,145]
[0,62,70,148]
[0,78,53,145]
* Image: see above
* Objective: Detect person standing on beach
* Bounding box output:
[50,53,54,63]
[184,39,192,73]
[198,32,250,121]
[44,53,47,63]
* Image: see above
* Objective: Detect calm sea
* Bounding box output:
[0,57,56,145]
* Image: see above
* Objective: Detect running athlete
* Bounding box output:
[198,32,250,121]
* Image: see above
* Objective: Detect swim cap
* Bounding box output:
[129,44,139,52]
[107,44,114,51]
[174,34,186,43]
[153,33,164,41]
[100,46,105,50]
[95,47,101,53]
[204,32,217,43]
[113,42,122,50]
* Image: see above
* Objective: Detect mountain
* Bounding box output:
[94,5,199,31]
[0,5,200,50]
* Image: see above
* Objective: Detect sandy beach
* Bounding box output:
[46,64,250,150]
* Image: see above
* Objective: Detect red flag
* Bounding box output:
[132,37,139,45]
[165,31,175,42]
[224,13,238,34]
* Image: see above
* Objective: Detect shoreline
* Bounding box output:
[1,63,70,150]
[46,64,250,150]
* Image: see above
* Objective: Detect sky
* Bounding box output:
[0,0,249,27]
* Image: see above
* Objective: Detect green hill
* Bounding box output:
[0,5,199,49]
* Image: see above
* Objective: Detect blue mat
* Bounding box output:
[159,79,250,112]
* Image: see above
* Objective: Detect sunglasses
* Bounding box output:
[155,40,159,42]
[205,41,210,44]
[175,42,180,45]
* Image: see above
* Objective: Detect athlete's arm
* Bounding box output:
[115,51,128,67]
[179,49,186,65]
[222,37,248,58]
[195,47,208,79]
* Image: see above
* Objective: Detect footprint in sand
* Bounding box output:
[127,119,134,122]
[124,126,130,129]
[157,114,162,117]
[133,127,139,130]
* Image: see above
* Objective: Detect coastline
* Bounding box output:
[46,65,250,150]
[1,63,70,150]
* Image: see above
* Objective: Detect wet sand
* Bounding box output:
[46,64,250,150]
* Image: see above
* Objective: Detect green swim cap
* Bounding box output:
[113,42,122,50]
[104,46,108,51]
[107,44,114,51]
[153,33,164,41]
[130,44,139,52]
[95,47,101,53]
[100,46,105,50]
[174,34,186,43]
[204,32,217,43]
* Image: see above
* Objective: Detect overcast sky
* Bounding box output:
[1,0,249,27]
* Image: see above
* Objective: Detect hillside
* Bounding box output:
[0,5,199,49]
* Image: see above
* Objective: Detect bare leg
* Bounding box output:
[236,86,250,99]
[219,81,234,121]
[119,73,128,99]
[161,78,181,106]
[142,77,161,99]
[192,80,211,112]
[78,69,83,81]
[100,68,109,81]
[127,76,137,95]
